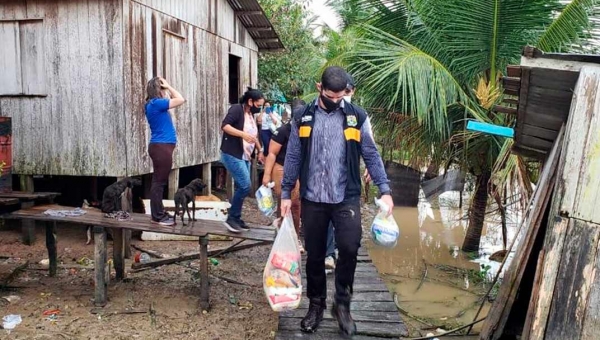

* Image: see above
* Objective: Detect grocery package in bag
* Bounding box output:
[371,198,400,248]
[256,183,277,217]
[263,213,302,312]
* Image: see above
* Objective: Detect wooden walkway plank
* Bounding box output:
[281,310,403,323]
[279,319,405,338]
[278,248,407,339]
[296,301,399,312]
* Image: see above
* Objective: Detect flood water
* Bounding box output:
[368,191,523,334]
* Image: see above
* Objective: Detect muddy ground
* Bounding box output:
[0,196,378,340]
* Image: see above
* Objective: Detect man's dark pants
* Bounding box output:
[302,198,362,304]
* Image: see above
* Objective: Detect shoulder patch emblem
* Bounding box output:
[301,115,313,123]
[347,115,358,127]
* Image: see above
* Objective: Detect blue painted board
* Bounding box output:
[466,121,514,138]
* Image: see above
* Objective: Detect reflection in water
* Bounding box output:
[368,191,522,334]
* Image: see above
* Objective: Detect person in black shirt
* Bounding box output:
[263,100,304,252]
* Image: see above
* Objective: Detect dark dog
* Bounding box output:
[174,179,206,225]
[101,177,142,213]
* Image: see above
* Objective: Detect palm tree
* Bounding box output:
[342,0,599,252]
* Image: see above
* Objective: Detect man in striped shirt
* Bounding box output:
[281,66,394,337]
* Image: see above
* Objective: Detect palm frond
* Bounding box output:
[351,24,469,136]
[537,0,600,52]
[424,0,559,81]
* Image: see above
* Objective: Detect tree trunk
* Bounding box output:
[492,189,508,250]
[462,170,491,253]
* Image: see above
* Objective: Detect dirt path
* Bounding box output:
[0,197,378,339]
[0,200,277,340]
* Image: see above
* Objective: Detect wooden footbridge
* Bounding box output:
[276,247,408,339]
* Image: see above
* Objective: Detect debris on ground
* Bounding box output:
[2,314,22,330]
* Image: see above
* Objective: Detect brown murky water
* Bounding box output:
[368,191,522,335]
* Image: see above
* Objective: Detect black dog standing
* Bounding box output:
[174,179,206,225]
[101,177,142,213]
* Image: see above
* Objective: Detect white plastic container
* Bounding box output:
[141,199,231,241]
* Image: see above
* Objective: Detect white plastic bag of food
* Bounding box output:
[256,182,277,217]
[263,213,302,312]
[371,198,400,248]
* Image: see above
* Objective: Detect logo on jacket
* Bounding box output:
[347,115,358,127]
[301,115,313,123]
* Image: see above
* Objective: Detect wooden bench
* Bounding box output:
[5,204,276,311]
[0,191,61,245]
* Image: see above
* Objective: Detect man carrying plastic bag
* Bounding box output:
[280,66,394,337]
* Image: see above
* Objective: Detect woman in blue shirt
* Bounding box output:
[145,77,186,226]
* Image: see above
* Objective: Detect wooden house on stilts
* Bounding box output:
[0,0,282,203]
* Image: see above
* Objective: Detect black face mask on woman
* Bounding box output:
[320,93,341,113]
[249,101,262,114]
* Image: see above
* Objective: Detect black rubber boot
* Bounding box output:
[332,300,357,338]
[300,298,326,333]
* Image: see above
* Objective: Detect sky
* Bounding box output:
[307,0,341,34]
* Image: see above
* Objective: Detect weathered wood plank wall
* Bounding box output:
[133,0,259,51]
[0,0,126,177]
[124,0,258,175]
[522,65,600,340]
[0,0,259,177]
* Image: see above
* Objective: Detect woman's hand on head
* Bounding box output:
[159,77,170,89]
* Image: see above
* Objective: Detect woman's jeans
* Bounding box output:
[260,129,272,156]
[221,152,251,221]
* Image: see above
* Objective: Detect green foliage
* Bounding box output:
[538,0,600,52]
[335,0,598,194]
[257,0,323,101]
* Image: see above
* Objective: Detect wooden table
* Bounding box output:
[0,198,19,206]
[0,191,60,245]
[5,204,276,310]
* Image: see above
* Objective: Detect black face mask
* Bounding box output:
[320,93,341,113]
[249,102,262,114]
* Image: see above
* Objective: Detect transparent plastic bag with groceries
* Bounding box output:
[370,197,400,248]
[263,213,302,312]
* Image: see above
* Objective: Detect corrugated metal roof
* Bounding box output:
[227,0,284,51]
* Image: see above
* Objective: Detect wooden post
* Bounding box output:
[94,226,108,307]
[121,187,133,259]
[112,228,125,281]
[21,201,36,245]
[45,221,57,277]
[19,175,34,193]
[199,235,210,312]
[202,163,212,196]
[226,172,234,201]
[20,175,36,245]
[168,168,179,199]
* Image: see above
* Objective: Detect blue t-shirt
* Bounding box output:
[145,98,177,144]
